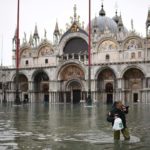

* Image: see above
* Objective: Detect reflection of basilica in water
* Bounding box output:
[1,3,150,104]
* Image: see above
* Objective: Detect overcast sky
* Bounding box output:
[0,0,149,66]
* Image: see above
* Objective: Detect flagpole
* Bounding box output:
[87,0,92,105]
[15,0,21,104]
[1,35,7,103]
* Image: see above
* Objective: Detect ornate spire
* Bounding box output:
[23,32,27,43]
[146,7,150,28]
[12,28,17,49]
[44,29,47,39]
[33,24,39,47]
[146,7,150,36]
[118,14,123,27]
[131,19,134,31]
[13,28,17,43]
[118,14,124,32]
[33,24,39,40]
[53,21,60,45]
[93,15,98,28]
[99,2,106,16]
[71,4,80,25]
[113,2,119,24]
[29,33,33,46]
[53,21,60,36]
[113,10,119,24]
[73,4,77,22]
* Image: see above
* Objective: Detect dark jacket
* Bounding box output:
[107,106,129,128]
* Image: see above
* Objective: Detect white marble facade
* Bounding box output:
[1,4,150,104]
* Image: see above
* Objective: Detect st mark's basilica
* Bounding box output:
[0,3,150,104]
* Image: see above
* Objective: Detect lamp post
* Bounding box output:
[87,0,92,105]
[15,0,21,104]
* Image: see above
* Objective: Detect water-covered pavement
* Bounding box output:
[0,102,149,150]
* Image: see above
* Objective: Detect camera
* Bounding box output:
[121,105,129,111]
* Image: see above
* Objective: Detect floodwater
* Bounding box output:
[0,102,150,150]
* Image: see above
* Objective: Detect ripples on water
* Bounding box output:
[0,103,149,150]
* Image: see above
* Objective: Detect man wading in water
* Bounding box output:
[107,101,130,140]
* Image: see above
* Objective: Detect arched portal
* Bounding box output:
[33,71,49,102]
[58,64,85,103]
[14,74,28,102]
[66,80,82,104]
[14,74,28,91]
[105,82,113,104]
[97,68,116,104]
[123,68,144,103]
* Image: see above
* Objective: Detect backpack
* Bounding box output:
[106,113,114,122]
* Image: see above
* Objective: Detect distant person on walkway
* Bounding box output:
[107,101,130,140]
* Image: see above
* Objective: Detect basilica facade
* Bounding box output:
[1,4,150,104]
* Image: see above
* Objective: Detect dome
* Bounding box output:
[90,3,129,35]
[92,16,118,34]
[112,13,119,24]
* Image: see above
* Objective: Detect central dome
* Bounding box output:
[89,3,129,35]
[92,16,118,34]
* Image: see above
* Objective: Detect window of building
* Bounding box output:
[131,52,135,59]
[25,60,29,65]
[74,54,79,59]
[63,55,67,60]
[45,59,48,64]
[69,54,72,59]
[86,54,88,60]
[138,51,141,58]
[0,82,2,89]
[106,54,110,60]
[80,55,84,61]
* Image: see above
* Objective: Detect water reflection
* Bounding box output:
[0,103,149,149]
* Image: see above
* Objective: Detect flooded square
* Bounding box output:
[0,103,149,150]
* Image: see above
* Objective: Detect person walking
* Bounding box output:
[107,101,130,140]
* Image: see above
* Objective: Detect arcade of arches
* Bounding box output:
[13,71,49,102]
[96,67,145,104]
[10,67,146,104]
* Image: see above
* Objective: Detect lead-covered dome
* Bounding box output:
[91,3,128,35]
[91,3,118,34]
[92,16,118,34]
